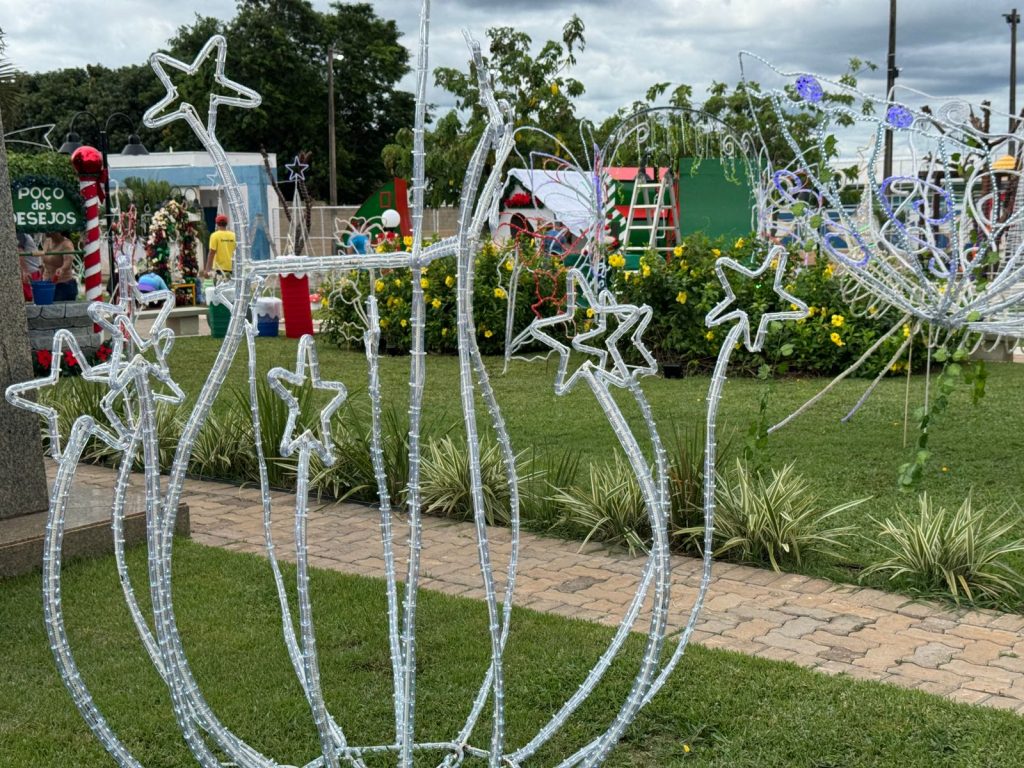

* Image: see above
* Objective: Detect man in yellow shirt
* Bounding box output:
[205,214,236,276]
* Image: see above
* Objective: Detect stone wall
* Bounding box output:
[25,302,101,356]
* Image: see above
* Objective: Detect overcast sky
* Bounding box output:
[1,1,1019,130]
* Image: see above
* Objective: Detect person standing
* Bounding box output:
[204,214,236,278]
[40,231,78,301]
[18,231,41,301]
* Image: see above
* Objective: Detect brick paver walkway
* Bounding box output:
[66,462,1024,715]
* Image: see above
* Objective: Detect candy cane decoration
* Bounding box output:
[71,146,106,302]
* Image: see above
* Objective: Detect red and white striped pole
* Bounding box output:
[71,146,106,303]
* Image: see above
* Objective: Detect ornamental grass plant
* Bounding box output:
[860,493,1024,606]
[679,459,863,571]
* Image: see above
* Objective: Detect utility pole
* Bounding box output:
[1006,9,1020,133]
[883,0,898,180]
[327,44,338,206]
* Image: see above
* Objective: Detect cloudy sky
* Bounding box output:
[0,0,1018,127]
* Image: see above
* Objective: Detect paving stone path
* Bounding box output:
[67,462,1024,715]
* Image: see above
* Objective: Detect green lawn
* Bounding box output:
[3,541,1024,767]
[153,337,1024,590]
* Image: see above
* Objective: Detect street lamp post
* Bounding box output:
[59,112,148,297]
[883,0,899,181]
[327,44,341,207]
[1006,9,1020,133]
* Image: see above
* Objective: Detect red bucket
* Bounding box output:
[280,274,314,338]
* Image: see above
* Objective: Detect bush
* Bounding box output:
[551,455,649,555]
[317,236,567,357]
[607,232,926,376]
[419,435,519,526]
[860,493,1024,606]
[679,460,862,570]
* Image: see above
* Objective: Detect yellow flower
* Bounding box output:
[902,324,911,338]
[374,279,384,292]
[683,744,691,754]
[484,329,493,338]
[807,306,816,317]
[441,327,448,336]
[770,258,779,269]
[608,253,626,268]
[420,277,430,289]
[393,278,403,288]
[824,263,835,278]
[400,318,408,328]
[431,297,441,310]
[504,258,515,271]
[582,320,591,331]
[585,307,595,318]
[623,271,631,281]
[705,330,714,341]
[641,264,651,277]
[550,81,559,95]
[676,291,688,305]
[375,244,386,253]
[321,297,328,308]
[403,235,413,247]
[868,305,878,315]
[830,331,844,347]
[831,314,844,328]
[941,466,950,473]
[711,248,721,257]
[494,287,507,299]
[734,237,745,249]
[672,245,684,258]
[790,303,799,311]
[445,275,455,288]
[380,318,389,328]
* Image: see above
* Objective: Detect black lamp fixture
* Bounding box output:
[57,130,83,155]
[122,133,149,156]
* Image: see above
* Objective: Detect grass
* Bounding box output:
[3,541,1024,767]
[46,336,1024,600]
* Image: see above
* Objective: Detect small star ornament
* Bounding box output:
[705,246,808,352]
[529,268,657,394]
[285,154,309,182]
[267,335,347,463]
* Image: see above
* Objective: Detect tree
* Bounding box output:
[12,1,413,201]
[382,16,587,206]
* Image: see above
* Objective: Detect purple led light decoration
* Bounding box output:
[886,104,914,129]
[795,75,823,103]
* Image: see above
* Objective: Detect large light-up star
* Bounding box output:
[143,34,261,137]
[706,245,808,352]
[267,335,347,463]
[529,269,657,394]
[285,154,309,182]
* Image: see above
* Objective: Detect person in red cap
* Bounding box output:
[205,213,237,277]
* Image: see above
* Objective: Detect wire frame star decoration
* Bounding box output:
[528,267,657,395]
[144,34,261,138]
[706,245,808,352]
[5,331,123,460]
[266,334,347,463]
[285,154,309,182]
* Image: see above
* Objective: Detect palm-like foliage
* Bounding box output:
[681,460,862,570]
[861,493,1024,606]
[551,455,649,555]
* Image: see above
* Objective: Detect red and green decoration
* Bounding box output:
[32,341,113,377]
[144,200,201,288]
[11,175,86,234]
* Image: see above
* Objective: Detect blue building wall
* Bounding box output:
[107,161,274,260]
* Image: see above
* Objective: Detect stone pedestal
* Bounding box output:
[25,302,102,355]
